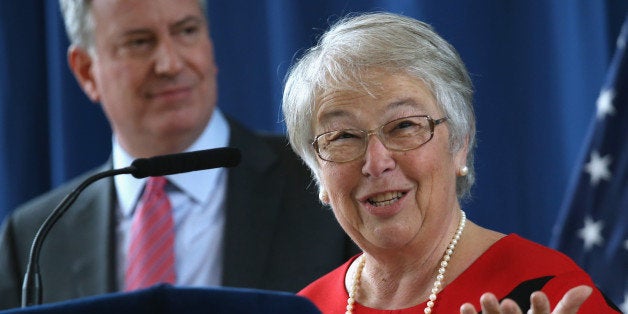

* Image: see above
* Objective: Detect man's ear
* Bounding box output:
[67,46,99,102]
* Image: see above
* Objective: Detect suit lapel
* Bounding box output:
[222,120,283,288]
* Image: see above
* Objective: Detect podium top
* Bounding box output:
[0,284,321,314]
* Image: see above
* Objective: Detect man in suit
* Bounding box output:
[0,0,356,309]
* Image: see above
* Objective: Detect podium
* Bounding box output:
[0,284,321,314]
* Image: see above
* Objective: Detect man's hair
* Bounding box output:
[58,0,208,51]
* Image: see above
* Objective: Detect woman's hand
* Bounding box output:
[459,285,592,314]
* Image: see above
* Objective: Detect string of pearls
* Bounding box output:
[345,210,466,314]
[425,210,466,313]
[345,254,366,314]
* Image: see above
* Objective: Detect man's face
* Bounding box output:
[75,0,218,157]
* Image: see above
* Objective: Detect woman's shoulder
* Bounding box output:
[496,234,580,264]
[457,234,619,312]
[298,254,357,295]
[298,254,359,313]
[468,233,585,278]
[462,220,581,271]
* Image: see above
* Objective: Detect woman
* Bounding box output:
[282,12,619,313]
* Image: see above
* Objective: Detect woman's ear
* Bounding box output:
[67,46,100,102]
[455,135,470,176]
[457,165,469,177]
[319,189,330,204]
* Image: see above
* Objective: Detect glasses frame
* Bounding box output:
[312,115,448,163]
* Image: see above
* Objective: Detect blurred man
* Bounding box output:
[0,0,356,309]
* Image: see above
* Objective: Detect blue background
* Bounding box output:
[0,1,626,247]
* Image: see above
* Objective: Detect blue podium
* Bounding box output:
[0,285,321,314]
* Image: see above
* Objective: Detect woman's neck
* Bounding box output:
[346,219,503,310]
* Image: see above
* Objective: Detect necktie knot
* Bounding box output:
[145,176,167,196]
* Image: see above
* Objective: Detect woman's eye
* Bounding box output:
[396,120,418,129]
[332,131,355,140]
[328,130,363,142]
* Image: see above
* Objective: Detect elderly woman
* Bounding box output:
[282,12,618,314]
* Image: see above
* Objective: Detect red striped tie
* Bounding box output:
[125,176,176,291]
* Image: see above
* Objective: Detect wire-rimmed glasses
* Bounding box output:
[312,115,448,163]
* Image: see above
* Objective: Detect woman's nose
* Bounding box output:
[361,135,395,177]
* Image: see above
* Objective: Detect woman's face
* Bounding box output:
[313,71,467,253]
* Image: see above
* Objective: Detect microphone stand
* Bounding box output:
[21,167,135,307]
[20,147,241,307]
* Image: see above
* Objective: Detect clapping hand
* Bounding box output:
[460,285,592,314]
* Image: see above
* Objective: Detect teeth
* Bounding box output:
[368,192,404,206]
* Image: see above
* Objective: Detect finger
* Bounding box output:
[499,298,523,314]
[529,291,550,314]
[553,285,592,314]
[480,293,501,314]
[460,302,479,314]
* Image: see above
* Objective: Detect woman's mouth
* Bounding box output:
[367,191,406,207]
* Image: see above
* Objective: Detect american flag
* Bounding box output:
[550,16,628,312]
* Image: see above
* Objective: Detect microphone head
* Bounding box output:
[131,147,241,178]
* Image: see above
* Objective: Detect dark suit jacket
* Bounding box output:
[0,120,358,309]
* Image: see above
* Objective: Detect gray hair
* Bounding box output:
[282,12,476,199]
[58,0,208,51]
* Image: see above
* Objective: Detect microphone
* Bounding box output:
[131,146,241,178]
[21,147,241,307]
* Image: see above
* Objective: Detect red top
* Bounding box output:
[299,234,619,313]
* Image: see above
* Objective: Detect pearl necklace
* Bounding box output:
[345,210,466,314]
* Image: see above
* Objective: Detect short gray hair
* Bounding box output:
[58,0,208,51]
[282,12,476,199]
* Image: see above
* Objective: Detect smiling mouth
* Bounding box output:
[367,191,406,207]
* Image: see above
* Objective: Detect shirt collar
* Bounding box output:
[113,109,230,217]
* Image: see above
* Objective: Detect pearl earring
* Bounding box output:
[459,165,469,176]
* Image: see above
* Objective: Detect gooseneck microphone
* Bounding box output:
[21,147,241,307]
[130,146,241,178]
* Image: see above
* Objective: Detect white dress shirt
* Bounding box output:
[113,109,230,289]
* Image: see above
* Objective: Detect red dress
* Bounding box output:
[299,234,619,313]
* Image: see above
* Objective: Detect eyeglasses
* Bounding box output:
[312,115,448,163]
